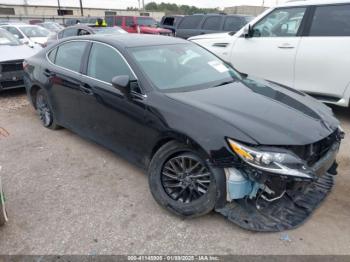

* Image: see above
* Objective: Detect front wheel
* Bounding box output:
[148,141,217,217]
[0,177,8,226]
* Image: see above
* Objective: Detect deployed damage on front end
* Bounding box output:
[216,128,344,232]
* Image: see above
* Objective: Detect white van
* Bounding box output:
[190,0,350,107]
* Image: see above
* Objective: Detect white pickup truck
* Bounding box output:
[190,0,350,107]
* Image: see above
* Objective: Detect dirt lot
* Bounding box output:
[0,89,349,255]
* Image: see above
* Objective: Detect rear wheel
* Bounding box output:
[148,141,217,217]
[35,89,60,130]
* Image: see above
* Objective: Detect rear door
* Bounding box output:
[46,41,88,130]
[200,16,223,35]
[294,3,350,101]
[231,6,307,88]
[176,15,204,39]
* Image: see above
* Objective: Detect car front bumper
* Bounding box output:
[216,142,340,232]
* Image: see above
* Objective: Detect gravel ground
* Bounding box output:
[0,89,349,255]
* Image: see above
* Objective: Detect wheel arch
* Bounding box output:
[148,131,227,210]
[29,83,44,109]
[149,131,210,166]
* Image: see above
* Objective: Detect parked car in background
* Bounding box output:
[29,19,43,25]
[0,24,52,47]
[105,15,172,35]
[175,14,253,39]
[38,22,64,33]
[24,34,343,232]
[0,28,40,92]
[64,17,104,27]
[46,24,127,46]
[190,0,350,107]
[160,15,184,35]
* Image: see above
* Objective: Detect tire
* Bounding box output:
[0,177,8,226]
[35,89,60,130]
[148,141,218,218]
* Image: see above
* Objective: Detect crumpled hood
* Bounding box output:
[0,44,40,62]
[165,77,339,146]
[140,26,171,34]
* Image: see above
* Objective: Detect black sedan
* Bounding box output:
[23,35,343,232]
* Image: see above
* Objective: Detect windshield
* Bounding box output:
[137,17,157,27]
[129,44,241,92]
[41,23,62,30]
[0,29,21,46]
[19,26,50,37]
[93,27,127,35]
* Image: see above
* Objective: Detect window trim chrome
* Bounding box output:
[45,39,147,97]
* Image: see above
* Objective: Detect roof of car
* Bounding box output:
[68,34,189,48]
[281,0,350,7]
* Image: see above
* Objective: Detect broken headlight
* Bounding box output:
[227,139,313,179]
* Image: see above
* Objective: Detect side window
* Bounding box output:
[62,28,78,38]
[105,16,114,27]
[7,27,23,39]
[126,17,134,26]
[163,17,175,26]
[178,15,203,29]
[223,16,244,31]
[55,41,87,72]
[47,48,57,63]
[309,4,350,36]
[87,43,133,84]
[78,29,90,36]
[253,7,306,37]
[202,16,222,30]
[116,17,123,26]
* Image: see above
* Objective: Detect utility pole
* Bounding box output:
[79,0,84,16]
[142,0,145,10]
[57,0,61,15]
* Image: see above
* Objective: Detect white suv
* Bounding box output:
[190,0,350,107]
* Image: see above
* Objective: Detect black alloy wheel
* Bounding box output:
[35,89,59,129]
[161,154,211,203]
[148,141,217,217]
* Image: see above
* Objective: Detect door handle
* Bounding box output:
[43,69,55,77]
[278,43,295,49]
[79,84,93,95]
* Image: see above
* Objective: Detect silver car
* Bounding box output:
[0,28,40,91]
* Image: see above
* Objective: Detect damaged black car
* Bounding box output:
[23,35,344,232]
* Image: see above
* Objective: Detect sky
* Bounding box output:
[0,0,287,9]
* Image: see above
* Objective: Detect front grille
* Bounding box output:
[0,79,24,89]
[0,60,23,73]
[289,130,340,166]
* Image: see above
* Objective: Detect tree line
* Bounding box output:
[127,2,220,15]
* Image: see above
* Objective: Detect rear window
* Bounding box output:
[178,15,203,29]
[309,4,350,36]
[62,28,78,38]
[202,16,222,30]
[55,41,87,72]
[163,17,175,26]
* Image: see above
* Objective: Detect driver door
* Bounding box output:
[231,7,307,88]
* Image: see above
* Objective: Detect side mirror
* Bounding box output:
[243,24,253,38]
[112,75,130,96]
